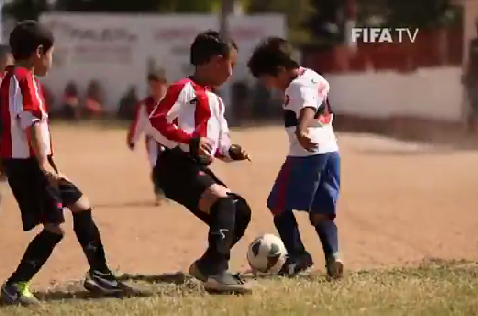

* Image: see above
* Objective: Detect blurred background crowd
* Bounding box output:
[0,0,476,138]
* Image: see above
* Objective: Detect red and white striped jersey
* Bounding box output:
[0,66,52,159]
[148,78,232,161]
[127,96,163,167]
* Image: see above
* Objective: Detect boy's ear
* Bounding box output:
[36,45,45,56]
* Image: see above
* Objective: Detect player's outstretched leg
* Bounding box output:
[272,210,313,276]
[1,225,63,306]
[151,170,166,205]
[310,151,343,279]
[62,180,147,296]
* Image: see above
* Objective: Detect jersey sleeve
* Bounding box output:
[148,81,192,145]
[286,79,330,115]
[16,74,44,130]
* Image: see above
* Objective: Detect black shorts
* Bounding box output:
[152,147,226,223]
[3,158,83,231]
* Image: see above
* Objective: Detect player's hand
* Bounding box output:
[229,144,252,162]
[189,136,213,164]
[296,131,318,152]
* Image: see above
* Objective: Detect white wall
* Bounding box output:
[326,67,463,121]
[39,13,286,111]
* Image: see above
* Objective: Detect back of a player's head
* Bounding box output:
[247,37,299,78]
[147,69,167,84]
[190,30,237,66]
[9,20,54,61]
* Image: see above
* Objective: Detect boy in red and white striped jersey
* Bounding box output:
[127,72,167,204]
[148,31,253,294]
[0,21,142,307]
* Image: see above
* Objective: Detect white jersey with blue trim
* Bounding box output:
[283,67,338,156]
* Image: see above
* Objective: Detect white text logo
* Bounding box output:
[351,28,419,44]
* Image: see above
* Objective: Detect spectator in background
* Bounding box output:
[118,86,139,120]
[127,71,168,205]
[83,79,104,119]
[61,81,80,120]
[464,17,478,135]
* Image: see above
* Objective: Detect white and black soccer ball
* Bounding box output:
[247,234,287,274]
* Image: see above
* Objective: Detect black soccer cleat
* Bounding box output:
[278,251,314,277]
[189,262,252,294]
[0,282,41,307]
[84,270,148,297]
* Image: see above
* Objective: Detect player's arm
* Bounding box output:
[17,76,57,177]
[215,99,250,162]
[148,82,211,160]
[126,101,146,150]
[290,80,329,152]
[148,82,191,144]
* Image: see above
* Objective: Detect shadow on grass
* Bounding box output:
[30,270,335,303]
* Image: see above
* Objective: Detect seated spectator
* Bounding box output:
[61,81,80,120]
[117,86,139,120]
[83,79,104,119]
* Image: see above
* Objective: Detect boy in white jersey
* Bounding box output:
[247,37,343,279]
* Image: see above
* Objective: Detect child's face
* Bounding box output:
[34,45,54,77]
[148,79,167,99]
[259,67,290,91]
[209,47,237,87]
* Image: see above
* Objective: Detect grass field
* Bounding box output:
[1,260,478,316]
[1,124,478,315]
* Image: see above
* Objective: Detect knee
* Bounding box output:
[309,213,335,226]
[68,196,91,213]
[43,223,66,238]
[228,193,251,228]
[198,184,231,213]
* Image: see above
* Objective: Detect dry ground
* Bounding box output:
[1,124,478,289]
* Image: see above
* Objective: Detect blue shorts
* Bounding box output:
[267,151,340,217]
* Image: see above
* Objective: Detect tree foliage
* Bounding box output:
[2,0,49,21]
[243,0,314,44]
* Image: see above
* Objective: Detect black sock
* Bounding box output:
[7,230,63,285]
[273,210,306,258]
[72,209,109,273]
[198,197,235,275]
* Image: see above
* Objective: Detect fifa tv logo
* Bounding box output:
[351,28,419,44]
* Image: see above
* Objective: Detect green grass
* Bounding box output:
[1,261,478,316]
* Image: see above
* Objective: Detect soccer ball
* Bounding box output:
[246,234,288,274]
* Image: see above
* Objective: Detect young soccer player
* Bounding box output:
[0,21,141,306]
[127,71,168,205]
[148,31,253,294]
[247,37,343,279]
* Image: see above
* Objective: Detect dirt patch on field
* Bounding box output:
[1,125,477,289]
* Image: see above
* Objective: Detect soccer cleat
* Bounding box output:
[188,262,252,294]
[278,251,314,277]
[326,257,344,279]
[0,282,41,306]
[84,270,147,297]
